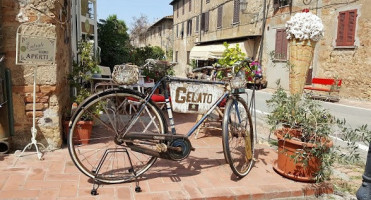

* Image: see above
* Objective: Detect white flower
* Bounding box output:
[286,12,324,42]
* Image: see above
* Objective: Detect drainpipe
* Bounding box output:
[356,143,371,200]
[258,0,267,63]
[199,0,203,43]
[5,68,14,139]
[0,55,12,154]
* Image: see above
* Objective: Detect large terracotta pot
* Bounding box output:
[64,121,93,145]
[289,39,315,95]
[273,129,333,182]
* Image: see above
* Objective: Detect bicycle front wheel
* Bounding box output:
[68,88,167,184]
[222,96,254,178]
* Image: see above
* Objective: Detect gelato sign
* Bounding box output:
[17,35,56,65]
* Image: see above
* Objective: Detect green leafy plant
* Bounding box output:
[141,59,174,82]
[267,86,336,182]
[216,42,261,82]
[267,86,371,182]
[68,40,100,120]
[216,42,246,80]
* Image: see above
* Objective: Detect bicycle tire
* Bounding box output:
[68,88,167,184]
[222,96,254,178]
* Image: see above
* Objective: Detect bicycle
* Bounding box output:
[67,61,255,195]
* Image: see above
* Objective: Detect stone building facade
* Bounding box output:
[138,16,174,57]
[263,0,371,100]
[170,0,371,100]
[0,0,72,149]
[170,0,263,77]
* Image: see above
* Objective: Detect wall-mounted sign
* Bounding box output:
[16,22,56,65]
[17,35,56,65]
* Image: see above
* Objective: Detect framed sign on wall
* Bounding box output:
[16,21,56,66]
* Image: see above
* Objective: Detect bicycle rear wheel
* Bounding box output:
[222,96,254,177]
[68,88,167,184]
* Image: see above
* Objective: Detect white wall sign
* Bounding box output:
[169,82,225,114]
[16,22,56,65]
[17,35,56,65]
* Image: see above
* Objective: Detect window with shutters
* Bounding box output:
[275,29,288,60]
[273,0,290,9]
[336,9,357,47]
[181,22,184,38]
[233,0,240,24]
[182,0,185,15]
[187,19,192,36]
[217,6,223,29]
[177,3,179,18]
[196,15,199,32]
[187,51,190,64]
[201,12,209,32]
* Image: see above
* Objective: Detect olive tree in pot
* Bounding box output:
[64,40,100,144]
[267,86,335,182]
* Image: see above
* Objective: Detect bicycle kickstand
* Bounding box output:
[90,169,101,196]
[129,165,142,193]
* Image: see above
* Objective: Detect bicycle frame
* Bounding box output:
[125,76,231,139]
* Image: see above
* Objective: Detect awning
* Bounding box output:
[190,41,253,61]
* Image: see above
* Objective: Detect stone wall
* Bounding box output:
[1,0,71,150]
[171,0,264,77]
[262,0,371,100]
[317,0,371,100]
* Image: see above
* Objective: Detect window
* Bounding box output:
[182,0,185,15]
[181,22,184,38]
[274,0,291,9]
[196,15,199,32]
[187,51,190,64]
[177,3,179,18]
[176,24,179,38]
[201,12,209,32]
[217,6,223,29]
[275,29,288,60]
[187,19,192,36]
[206,0,210,3]
[233,0,240,24]
[189,0,192,12]
[336,9,357,47]
[175,51,178,62]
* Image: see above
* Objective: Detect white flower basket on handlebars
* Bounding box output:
[112,64,139,85]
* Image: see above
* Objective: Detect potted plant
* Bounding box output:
[267,86,334,182]
[64,40,100,144]
[216,42,261,84]
[285,10,324,94]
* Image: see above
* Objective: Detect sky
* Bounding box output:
[97,0,173,29]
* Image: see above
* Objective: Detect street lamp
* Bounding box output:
[240,0,248,13]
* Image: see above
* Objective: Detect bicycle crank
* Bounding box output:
[124,133,194,161]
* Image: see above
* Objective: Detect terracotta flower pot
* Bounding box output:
[273,129,333,182]
[64,121,93,145]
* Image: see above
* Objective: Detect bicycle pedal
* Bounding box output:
[156,143,167,152]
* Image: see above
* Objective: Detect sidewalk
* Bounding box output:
[0,114,333,200]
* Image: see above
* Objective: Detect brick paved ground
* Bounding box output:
[0,113,332,200]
